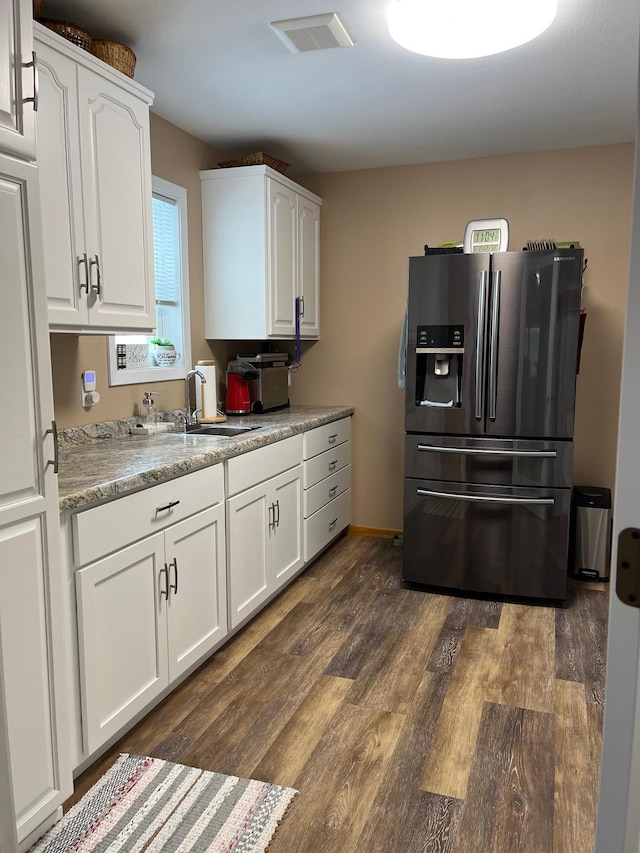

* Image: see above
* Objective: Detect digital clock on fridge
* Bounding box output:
[463,218,510,253]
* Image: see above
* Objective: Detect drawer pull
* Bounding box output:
[275,499,280,528]
[328,459,338,471]
[328,434,338,444]
[78,253,90,294]
[45,420,59,474]
[23,52,39,111]
[156,500,180,513]
[89,254,102,297]
[168,558,178,595]
[268,503,275,530]
[417,444,557,459]
[160,564,169,600]
[416,488,554,506]
[329,485,338,496]
[329,517,338,529]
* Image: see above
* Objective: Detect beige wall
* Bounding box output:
[291,144,635,530]
[50,133,635,531]
[50,113,240,426]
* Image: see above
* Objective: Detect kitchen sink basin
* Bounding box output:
[185,424,261,437]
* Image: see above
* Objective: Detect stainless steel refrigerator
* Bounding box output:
[403,248,583,600]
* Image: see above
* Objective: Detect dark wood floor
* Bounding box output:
[67,534,608,852]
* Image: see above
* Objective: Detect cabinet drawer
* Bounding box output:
[304,441,351,489]
[303,417,351,460]
[226,434,303,497]
[305,490,351,562]
[304,465,351,518]
[72,465,224,567]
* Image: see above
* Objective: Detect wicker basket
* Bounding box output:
[91,40,136,78]
[39,19,92,51]
[218,152,290,175]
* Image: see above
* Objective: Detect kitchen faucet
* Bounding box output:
[184,369,206,428]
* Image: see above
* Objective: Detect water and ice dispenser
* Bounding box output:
[415,324,464,409]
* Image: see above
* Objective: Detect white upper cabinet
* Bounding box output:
[0,0,36,161]
[201,164,321,340]
[298,195,320,337]
[34,23,155,333]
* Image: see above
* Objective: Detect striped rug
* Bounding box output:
[29,754,298,853]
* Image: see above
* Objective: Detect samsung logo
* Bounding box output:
[554,256,576,262]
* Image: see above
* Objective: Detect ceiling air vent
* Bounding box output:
[270,13,354,53]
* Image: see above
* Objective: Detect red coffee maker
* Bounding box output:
[225,361,258,415]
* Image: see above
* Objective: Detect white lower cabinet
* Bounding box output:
[0,519,70,846]
[76,534,167,754]
[165,507,227,679]
[225,434,304,630]
[74,483,227,756]
[64,422,352,771]
[303,418,352,562]
[227,465,303,629]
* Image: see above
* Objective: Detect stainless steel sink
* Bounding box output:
[185,424,260,437]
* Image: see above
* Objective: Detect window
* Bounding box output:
[107,176,191,386]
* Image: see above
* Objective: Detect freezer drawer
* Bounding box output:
[405,435,573,488]
[403,478,570,599]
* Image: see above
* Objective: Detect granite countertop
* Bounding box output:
[58,405,354,513]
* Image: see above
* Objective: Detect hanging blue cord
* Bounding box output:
[295,296,301,364]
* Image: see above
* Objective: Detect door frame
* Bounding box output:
[595,41,640,851]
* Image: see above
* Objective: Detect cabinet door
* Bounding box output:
[0,520,70,844]
[268,177,297,337]
[227,482,271,629]
[0,157,71,842]
[76,534,169,754]
[271,465,304,589]
[77,66,154,331]
[0,633,17,852]
[165,505,227,682]
[36,41,89,326]
[0,0,36,160]
[298,197,320,338]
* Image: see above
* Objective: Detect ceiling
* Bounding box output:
[38,0,640,175]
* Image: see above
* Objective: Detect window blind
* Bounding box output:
[152,194,181,305]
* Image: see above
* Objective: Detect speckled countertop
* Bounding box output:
[57,405,354,513]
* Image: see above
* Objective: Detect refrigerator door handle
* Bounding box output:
[475,271,488,420]
[416,444,557,458]
[488,270,501,421]
[416,488,554,505]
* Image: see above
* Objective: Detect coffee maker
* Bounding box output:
[225,361,258,415]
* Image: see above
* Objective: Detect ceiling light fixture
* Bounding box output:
[387,0,557,59]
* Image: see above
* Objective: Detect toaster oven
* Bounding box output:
[237,353,290,413]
